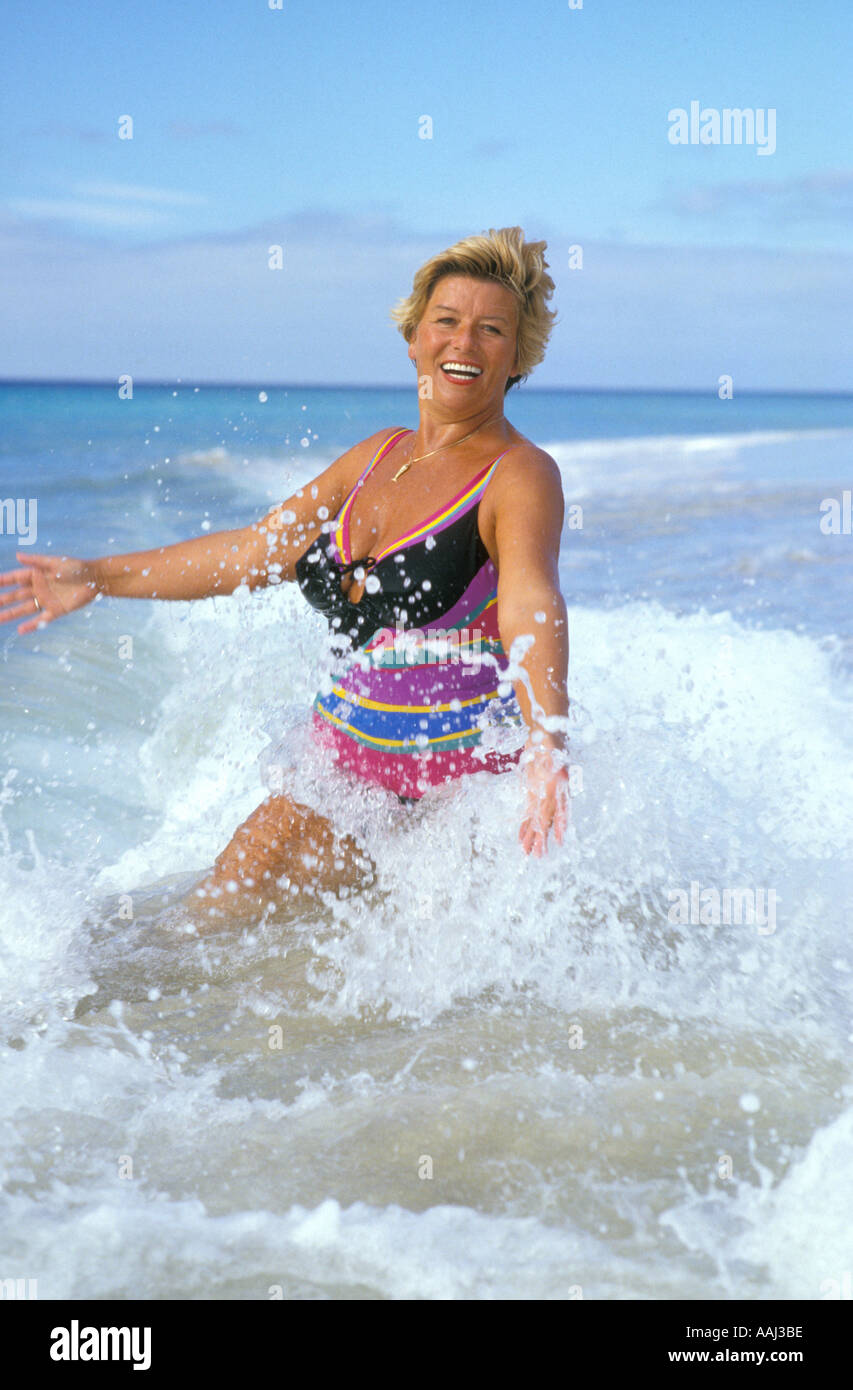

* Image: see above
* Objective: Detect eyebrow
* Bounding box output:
[432,304,511,322]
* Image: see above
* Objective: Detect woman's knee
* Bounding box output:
[216,794,359,886]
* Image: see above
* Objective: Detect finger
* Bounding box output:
[0,585,34,606]
[16,613,50,635]
[0,598,47,625]
[519,815,538,857]
[533,803,561,857]
[0,567,38,589]
[552,791,569,846]
[15,552,58,568]
[543,791,569,851]
[520,810,547,858]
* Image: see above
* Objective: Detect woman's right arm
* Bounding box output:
[93,523,273,600]
[0,429,397,635]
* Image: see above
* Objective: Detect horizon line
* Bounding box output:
[1,378,852,399]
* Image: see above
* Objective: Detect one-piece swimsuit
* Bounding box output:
[294,427,524,799]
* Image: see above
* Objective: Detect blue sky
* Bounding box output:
[2,0,851,388]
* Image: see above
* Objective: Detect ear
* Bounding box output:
[510,335,520,377]
[407,330,418,365]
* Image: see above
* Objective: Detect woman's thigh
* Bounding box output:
[190,791,375,928]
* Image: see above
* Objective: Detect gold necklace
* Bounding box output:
[391,412,504,483]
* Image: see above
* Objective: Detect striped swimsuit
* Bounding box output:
[294,428,524,799]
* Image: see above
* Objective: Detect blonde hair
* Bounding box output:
[390,226,557,392]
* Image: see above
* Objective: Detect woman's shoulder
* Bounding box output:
[322,426,411,497]
[478,433,563,548]
[361,424,412,453]
[492,432,562,493]
[344,425,411,474]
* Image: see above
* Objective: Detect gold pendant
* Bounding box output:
[391,461,412,483]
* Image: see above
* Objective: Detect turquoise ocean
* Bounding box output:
[1,382,852,1299]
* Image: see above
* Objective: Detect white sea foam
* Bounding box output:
[2,421,851,1299]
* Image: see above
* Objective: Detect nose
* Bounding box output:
[450,320,477,352]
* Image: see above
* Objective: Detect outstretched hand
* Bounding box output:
[0,552,100,635]
[519,739,571,857]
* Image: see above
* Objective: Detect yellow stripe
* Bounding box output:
[364,639,503,660]
[316,701,484,747]
[370,457,502,564]
[335,428,410,561]
[326,683,502,714]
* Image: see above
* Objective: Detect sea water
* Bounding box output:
[1,383,851,1299]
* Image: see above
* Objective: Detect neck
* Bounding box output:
[414,402,506,454]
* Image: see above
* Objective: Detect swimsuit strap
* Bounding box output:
[369,447,513,567]
[334,428,412,564]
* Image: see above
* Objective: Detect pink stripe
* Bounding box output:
[370,450,510,563]
[342,429,412,563]
[330,651,505,707]
[311,712,521,799]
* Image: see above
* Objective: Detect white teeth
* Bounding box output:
[441,362,482,376]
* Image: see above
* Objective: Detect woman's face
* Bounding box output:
[408,274,520,408]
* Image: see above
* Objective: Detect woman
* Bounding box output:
[1,226,570,925]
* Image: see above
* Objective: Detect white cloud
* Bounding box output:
[5,198,175,228]
[73,182,208,206]
[0,210,850,389]
[662,168,853,226]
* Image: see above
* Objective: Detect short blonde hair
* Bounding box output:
[390,226,557,391]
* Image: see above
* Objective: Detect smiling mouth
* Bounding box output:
[440,362,483,382]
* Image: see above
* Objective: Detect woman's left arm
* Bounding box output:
[491,450,570,856]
